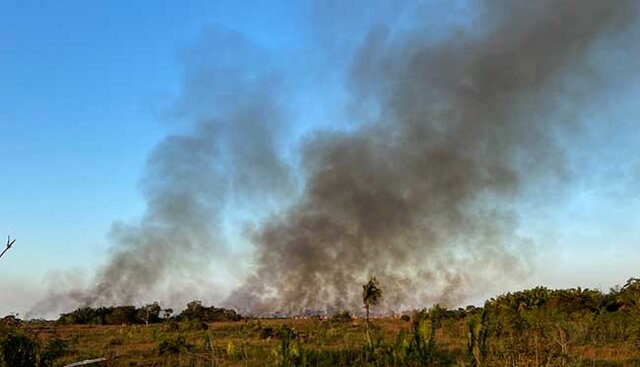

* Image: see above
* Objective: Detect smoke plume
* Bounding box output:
[90,34,294,306]
[228,0,638,313]
[34,0,639,316]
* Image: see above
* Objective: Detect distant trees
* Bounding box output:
[176,300,242,322]
[105,306,137,325]
[616,277,640,310]
[57,301,241,325]
[137,302,162,325]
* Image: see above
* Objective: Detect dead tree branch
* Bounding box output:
[0,236,16,259]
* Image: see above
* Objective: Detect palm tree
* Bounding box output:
[362,276,382,349]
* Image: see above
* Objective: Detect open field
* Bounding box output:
[4,282,640,367]
[4,1,640,367]
[4,317,640,366]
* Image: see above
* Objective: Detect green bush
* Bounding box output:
[156,335,193,356]
[39,337,70,367]
[1,333,39,367]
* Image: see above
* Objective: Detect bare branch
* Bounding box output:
[0,236,16,259]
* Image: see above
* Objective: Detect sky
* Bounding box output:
[1,1,639,318]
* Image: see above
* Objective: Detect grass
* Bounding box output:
[6,281,640,366]
[3,315,639,366]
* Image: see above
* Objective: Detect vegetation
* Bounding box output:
[329,310,353,324]
[362,276,383,350]
[57,301,241,326]
[3,279,640,365]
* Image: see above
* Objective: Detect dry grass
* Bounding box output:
[7,317,640,366]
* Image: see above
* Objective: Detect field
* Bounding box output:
[4,317,640,366]
[2,280,640,367]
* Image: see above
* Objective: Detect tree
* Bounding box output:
[362,276,382,349]
[138,302,161,325]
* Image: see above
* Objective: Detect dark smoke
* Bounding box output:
[32,0,639,316]
[85,31,294,306]
[30,29,294,315]
[228,0,638,313]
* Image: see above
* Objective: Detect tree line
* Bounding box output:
[57,300,241,325]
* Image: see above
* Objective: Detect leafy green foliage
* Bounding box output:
[58,306,138,325]
[362,276,383,350]
[362,277,383,309]
[57,300,241,326]
[137,302,162,325]
[467,309,488,367]
[156,335,193,355]
[175,300,242,322]
[38,337,70,367]
[1,333,38,367]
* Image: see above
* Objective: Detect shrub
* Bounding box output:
[1,333,39,367]
[39,337,70,367]
[260,327,276,339]
[156,335,193,356]
[330,311,353,323]
[163,319,179,332]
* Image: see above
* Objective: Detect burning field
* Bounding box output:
[3,0,640,365]
[28,0,640,318]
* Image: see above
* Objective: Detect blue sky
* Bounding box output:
[0,0,323,316]
[0,1,307,260]
[1,1,639,317]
